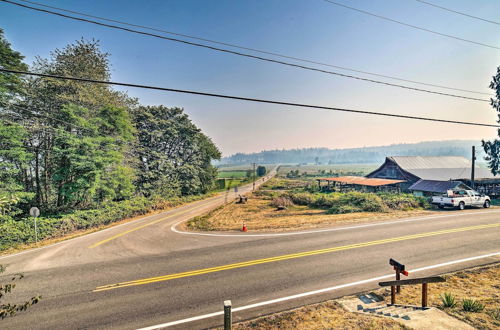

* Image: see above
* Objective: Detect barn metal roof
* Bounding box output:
[318,176,405,186]
[389,156,472,169]
[405,167,496,180]
[408,180,470,193]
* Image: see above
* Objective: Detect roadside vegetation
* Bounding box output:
[186,176,432,231]
[228,263,499,329]
[0,31,221,251]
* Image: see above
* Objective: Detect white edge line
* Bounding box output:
[137,251,500,330]
[0,195,222,260]
[0,171,277,260]
[171,209,500,238]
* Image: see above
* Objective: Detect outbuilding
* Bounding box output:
[408,179,471,197]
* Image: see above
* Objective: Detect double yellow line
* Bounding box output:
[89,198,217,248]
[93,222,500,292]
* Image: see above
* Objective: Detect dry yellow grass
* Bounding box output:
[377,263,500,329]
[231,301,407,330]
[185,195,437,232]
[227,264,499,330]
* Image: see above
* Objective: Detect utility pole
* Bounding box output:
[252,162,256,191]
[471,146,476,189]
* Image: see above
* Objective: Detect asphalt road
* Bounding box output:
[0,172,499,329]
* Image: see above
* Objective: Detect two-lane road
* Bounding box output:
[1,177,498,329]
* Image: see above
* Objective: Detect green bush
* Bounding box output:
[286,192,318,206]
[0,193,212,251]
[440,292,457,308]
[378,193,429,210]
[312,194,339,208]
[328,192,387,214]
[462,299,484,312]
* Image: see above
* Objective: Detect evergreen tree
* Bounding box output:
[482,66,500,174]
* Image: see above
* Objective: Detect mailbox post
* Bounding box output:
[389,258,409,293]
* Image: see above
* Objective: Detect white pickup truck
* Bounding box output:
[431,190,491,210]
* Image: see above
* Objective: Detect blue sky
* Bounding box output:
[1,0,500,156]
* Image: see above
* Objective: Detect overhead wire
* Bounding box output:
[10,0,493,96]
[0,0,491,102]
[322,0,500,50]
[414,0,500,26]
[2,68,498,128]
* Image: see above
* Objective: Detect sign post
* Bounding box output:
[30,207,40,244]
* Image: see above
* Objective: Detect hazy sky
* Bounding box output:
[2,0,500,156]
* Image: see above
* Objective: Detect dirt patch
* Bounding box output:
[185,195,438,232]
[230,301,406,330]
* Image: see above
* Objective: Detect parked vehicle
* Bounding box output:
[431,190,491,210]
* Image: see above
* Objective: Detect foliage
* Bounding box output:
[0,28,28,109]
[462,299,485,312]
[0,33,223,250]
[256,165,266,177]
[271,196,293,209]
[283,191,429,214]
[0,265,41,319]
[328,192,387,214]
[482,66,500,174]
[133,105,221,197]
[440,292,457,308]
[0,193,213,251]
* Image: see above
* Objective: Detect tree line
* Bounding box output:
[220,140,487,165]
[0,29,221,217]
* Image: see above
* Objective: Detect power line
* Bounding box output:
[2,68,498,128]
[0,0,490,102]
[11,0,492,96]
[415,0,500,26]
[322,0,500,50]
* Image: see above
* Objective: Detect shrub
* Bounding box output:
[286,192,317,206]
[462,299,484,312]
[0,193,212,251]
[440,292,457,308]
[312,194,339,208]
[328,192,386,214]
[378,193,429,210]
[271,196,293,209]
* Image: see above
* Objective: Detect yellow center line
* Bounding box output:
[88,197,220,249]
[92,222,500,292]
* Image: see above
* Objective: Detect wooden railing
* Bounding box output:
[379,276,445,307]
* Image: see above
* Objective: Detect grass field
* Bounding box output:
[217,170,248,179]
[277,164,378,175]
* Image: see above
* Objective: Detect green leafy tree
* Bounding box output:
[133,106,221,196]
[17,39,137,209]
[51,104,134,207]
[0,28,28,110]
[483,66,500,174]
[257,165,267,177]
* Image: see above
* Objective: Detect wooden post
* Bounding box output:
[421,283,428,308]
[390,286,396,305]
[224,300,232,330]
[396,270,401,293]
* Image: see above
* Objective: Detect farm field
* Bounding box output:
[277,164,378,176]
[217,170,248,179]
[185,177,435,232]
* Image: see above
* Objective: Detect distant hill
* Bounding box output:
[219,140,485,165]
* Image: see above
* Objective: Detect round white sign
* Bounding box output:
[29,207,40,217]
